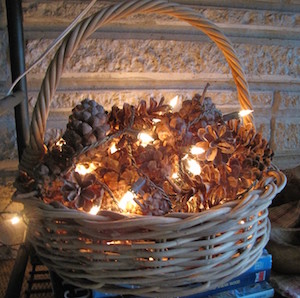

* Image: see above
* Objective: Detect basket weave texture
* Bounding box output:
[16,1,287,297]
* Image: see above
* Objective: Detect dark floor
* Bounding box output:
[0,259,53,298]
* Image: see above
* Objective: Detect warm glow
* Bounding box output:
[56,138,66,151]
[75,162,97,175]
[110,143,118,154]
[172,172,179,179]
[89,205,100,215]
[186,159,201,175]
[119,191,136,211]
[190,146,205,155]
[138,132,154,147]
[239,220,245,225]
[149,257,154,261]
[239,110,253,117]
[170,95,179,108]
[11,216,20,225]
[152,118,161,123]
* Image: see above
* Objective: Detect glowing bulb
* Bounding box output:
[186,159,201,175]
[170,95,179,108]
[75,163,97,175]
[11,216,20,225]
[239,110,253,117]
[239,220,245,225]
[55,138,66,151]
[110,143,118,154]
[190,146,205,155]
[89,205,100,215]
[149,257,154,261]
[138,132,154,147]
[119,191,136,211]
[172,172,179,179]
[152,118,161,123]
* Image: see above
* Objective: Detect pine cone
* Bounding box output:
[61,172,99,211]
[141,190,172,216]
[63,98,110,151]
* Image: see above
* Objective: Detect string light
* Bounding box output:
[75,162,97,176]
[170,95,179,108]
[89,205,100,215]
[190,146,205,155]
[239,110,253,118]
[172,172,179,179]
[169,95,181,112]
[119,178,146,212]
[186,159,201,176]
[10,216,21,225]
[152,118,161,123]
[119,191,136,211]
[138,132,154,147]
[55,138,66,151]
[110,143,118,154]
[223,110,254,122]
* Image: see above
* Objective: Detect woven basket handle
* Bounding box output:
[20,0,253,174]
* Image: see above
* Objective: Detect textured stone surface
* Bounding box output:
[21,1,300,28]
[25,39,299,78]
[0,31,9,83]
[27,90,272,110]
[0,115,18,161]
[277,92,300,110]
[273,118,300,152]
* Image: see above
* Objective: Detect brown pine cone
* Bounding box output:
[61,172,100,211]
[141,190,172,216]
[63,98,110,151]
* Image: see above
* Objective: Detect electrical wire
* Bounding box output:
[6,0,97,96]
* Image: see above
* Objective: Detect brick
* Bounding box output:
[277,92,300,110]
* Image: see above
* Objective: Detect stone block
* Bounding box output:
[25,39,299,80]
[273,118,300,152]
[21,1,298,28]
[28,90,272,112]
[0,30,9,83]
[0,115,18,161]
[277,92,300,111]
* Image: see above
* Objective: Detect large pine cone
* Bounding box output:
[63,98,110,152]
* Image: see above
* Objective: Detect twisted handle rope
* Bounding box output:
[20,0,253,174]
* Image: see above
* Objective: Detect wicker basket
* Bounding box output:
[15,1,287,297]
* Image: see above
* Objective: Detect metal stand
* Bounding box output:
[4,0,31,297]
[5,0,29,159]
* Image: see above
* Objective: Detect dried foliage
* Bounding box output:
[23,91,274,216]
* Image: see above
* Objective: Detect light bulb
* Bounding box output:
[190,146,205,155]
[170,95,179,108]
[238,110,253,117]
[75,162,97,175]
[138,132,154,147]
[55,138,66,151]
[152,118,161,123]
[172,172,179,179]
[89,205,100,215]
[186,159,201,176]
[110,143,118,154]
[119,191,136,211]
[11,216,20,225]
[169,95,181,112]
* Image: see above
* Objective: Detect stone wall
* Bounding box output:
[0,0,300,170]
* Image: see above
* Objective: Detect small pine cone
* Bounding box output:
[141,191,171,216]
[61,172,99,211]
[63,99,110,152]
